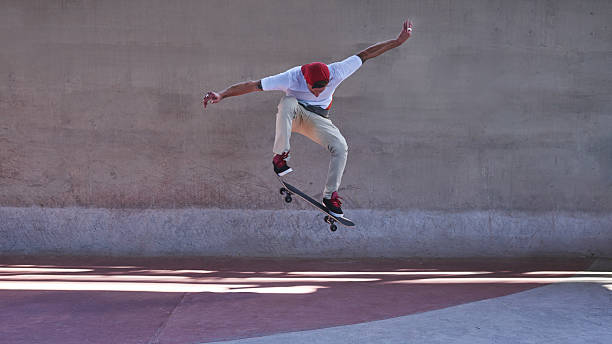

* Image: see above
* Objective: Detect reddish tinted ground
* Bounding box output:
[0,256,592,344]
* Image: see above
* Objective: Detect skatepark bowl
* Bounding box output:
[1,256,611,343]
[2,0,612,342]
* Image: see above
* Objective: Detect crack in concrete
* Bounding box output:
[148,292,188,344]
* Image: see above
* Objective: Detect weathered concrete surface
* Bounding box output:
[1,1,611,257]
[1,0,611,212]
[1,207,610,257]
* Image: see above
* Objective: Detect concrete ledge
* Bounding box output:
[1,207,611,257]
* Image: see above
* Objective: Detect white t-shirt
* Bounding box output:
[261,55,362,109]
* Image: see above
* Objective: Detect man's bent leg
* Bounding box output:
[292,112,348,199]
[273,96,300,155]
[322,130,348,199]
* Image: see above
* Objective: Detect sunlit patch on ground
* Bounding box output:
[0,260,607,294]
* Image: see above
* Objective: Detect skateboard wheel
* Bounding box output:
[330,224,337,232]
[280,187,287,195]
[285,195,292,203]
[324,215,331,224]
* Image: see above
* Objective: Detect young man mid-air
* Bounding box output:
[203,20,413,217]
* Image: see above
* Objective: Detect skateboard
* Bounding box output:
[276,175,356,232]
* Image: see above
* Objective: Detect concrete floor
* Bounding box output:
[0,256,610,344]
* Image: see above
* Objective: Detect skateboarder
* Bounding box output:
[203,20,413,217]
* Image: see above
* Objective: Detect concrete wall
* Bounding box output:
[2,207,611,257]
[1,1,611,257]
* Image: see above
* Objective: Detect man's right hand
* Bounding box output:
[202,91,222,108]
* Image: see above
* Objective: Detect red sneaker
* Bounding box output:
[323,191,344,217]
[273,152,293,176]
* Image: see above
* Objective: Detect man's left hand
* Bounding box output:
[397,20,413,45]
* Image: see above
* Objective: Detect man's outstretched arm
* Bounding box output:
[357,20,412,63]
[202,80,263,108]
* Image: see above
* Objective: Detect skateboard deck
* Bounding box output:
[276,175,355,232]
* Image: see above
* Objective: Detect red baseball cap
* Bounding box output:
[301,62,330,87]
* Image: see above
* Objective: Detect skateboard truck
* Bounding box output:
[323,215,338,232]
[279,187,293,203]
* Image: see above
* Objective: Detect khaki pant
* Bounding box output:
[273,96,348,199]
